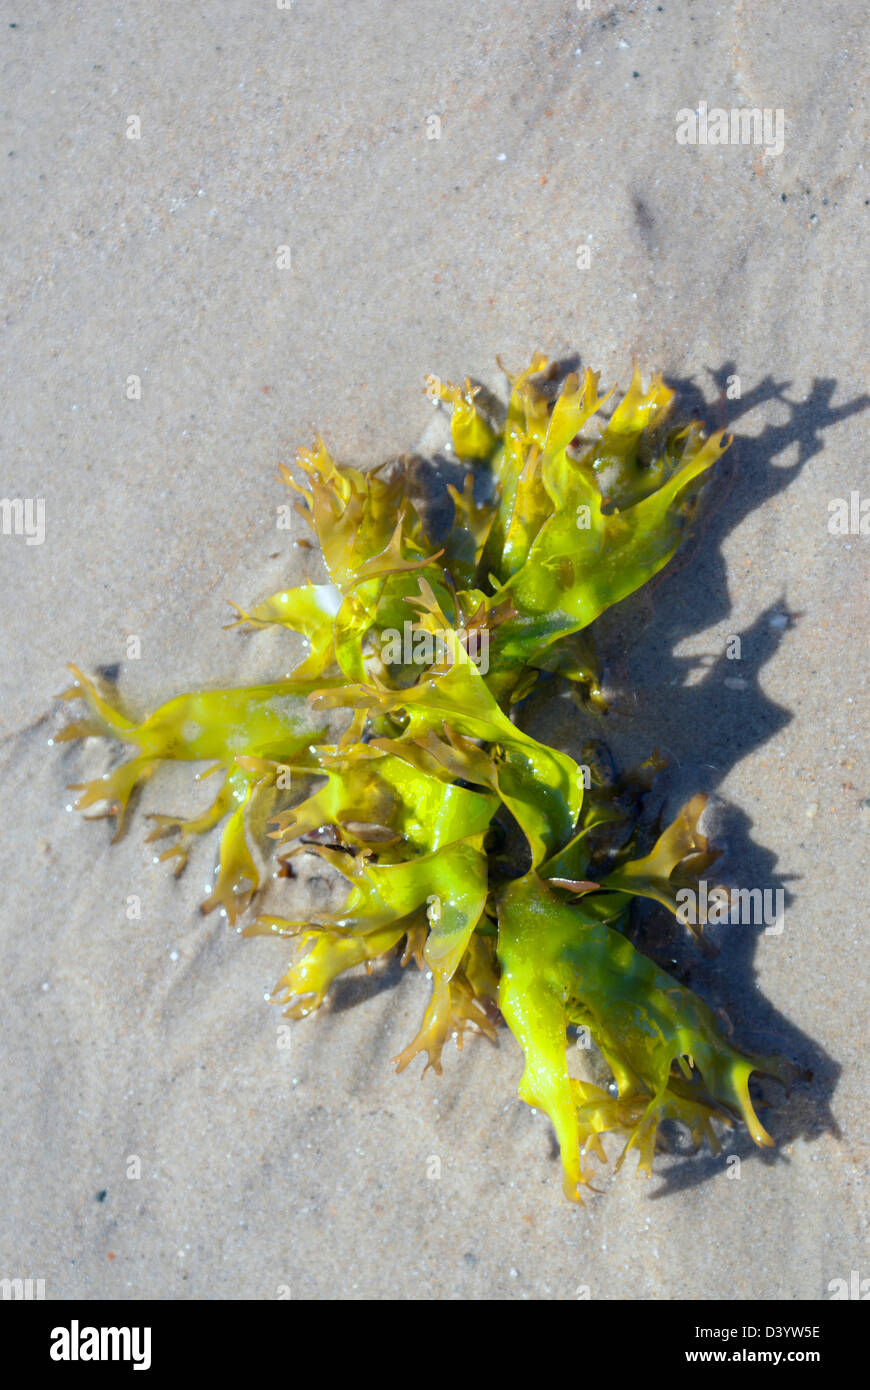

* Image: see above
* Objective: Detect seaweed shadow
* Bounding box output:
[564,366,868,1197]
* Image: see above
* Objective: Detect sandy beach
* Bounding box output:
[1,0,867,1299]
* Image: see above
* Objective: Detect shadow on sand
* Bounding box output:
[399,361,869,1194]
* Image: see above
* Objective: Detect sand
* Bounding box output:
[1,0,867,1299]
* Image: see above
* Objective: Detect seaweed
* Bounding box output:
[57,355,793,1202]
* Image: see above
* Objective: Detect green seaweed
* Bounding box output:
[58,355,791,1202]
